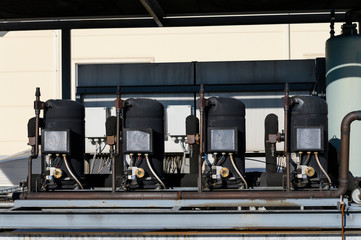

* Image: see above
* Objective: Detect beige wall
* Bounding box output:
[0,23,340,157]
[0,30,61,157]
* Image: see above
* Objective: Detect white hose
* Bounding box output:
[145,154,166,189]
[314,153,332,187]
[63,155,84,189]
[229,154,248,189]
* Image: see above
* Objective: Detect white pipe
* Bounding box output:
[145,154,166,189]
[229,153,248,189]
[63,154,84,189]
[314,152,332,187]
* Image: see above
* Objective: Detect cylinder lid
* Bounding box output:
[291,96,327,115]
[208,97,245,116]
[45,100,85,119]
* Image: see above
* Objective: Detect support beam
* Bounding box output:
[61,28,71,99]
[0,13,345,31]
[139,0,166,27]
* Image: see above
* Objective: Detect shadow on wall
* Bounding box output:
[0,31,8,37]
[0,150,41,186]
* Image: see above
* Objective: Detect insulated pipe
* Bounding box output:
[19,111,361,200]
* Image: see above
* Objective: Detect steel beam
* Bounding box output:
[1,209,361,230]
[0,13,345,31]
[12,199,344,210]
[139,0,165,27]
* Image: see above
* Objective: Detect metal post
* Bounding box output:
[61,28,71,99]
[282,83,291,191]
[197,84,208,192]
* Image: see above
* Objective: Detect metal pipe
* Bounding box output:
[197,84,206,192]
[113,87,122,193]
[28,88,42,193]
[27,156,33,193]
[115,86,121,156]
[19,111,361,200]
[282,83,291,191]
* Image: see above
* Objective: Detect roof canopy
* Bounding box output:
[0,0,359,30]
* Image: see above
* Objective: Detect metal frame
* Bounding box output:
[2,198,361,230]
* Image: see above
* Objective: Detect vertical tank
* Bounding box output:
[44,100,85,179]
[326,24,361,177]
[290,96,328,181]
[206,97,246,181]
[124,98,164,184]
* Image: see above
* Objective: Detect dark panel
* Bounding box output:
[77,63,194,87]
[159,0,359,15]
[77,83,315,95]
[0,0,148,19]
[196,60,316,85]
[0,0,357,20]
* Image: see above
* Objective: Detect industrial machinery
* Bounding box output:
[23,80,361,200]
[201,96,247,190]
[16,12,361,205]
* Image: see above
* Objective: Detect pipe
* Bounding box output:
[28,88,42,193]
[145,154,166,189]
[113,86,122,193]
[197,84,206,192]
[282,83,291,191]
[19,111,361,200]
[27,156,34,193]
[63,155,84,189]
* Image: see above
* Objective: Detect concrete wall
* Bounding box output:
[0,23,340,157]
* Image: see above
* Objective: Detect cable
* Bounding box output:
[145,154,166,189]
[63,154,84,190]
[314,152,332,187]
[304,152,311,165]
[90,141,98,174]
[217,154,226,166]
[229,153,248,189]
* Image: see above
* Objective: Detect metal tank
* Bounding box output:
[290,96,329,187]
[123,98,164,187]
[43,100,85,180]
[206,97,246,188]
[326,23,361,177]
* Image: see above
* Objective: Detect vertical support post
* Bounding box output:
[113,86,125,192]
[61,28,71,99]
[197,84,208,192]
[282,83,291,191]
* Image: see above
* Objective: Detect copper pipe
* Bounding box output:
[20,111,361,200]
[113,86,122,193]
[337,111,361,196]
[115,86,121,156]
[28,88,42,193]
[197,84,206,192]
